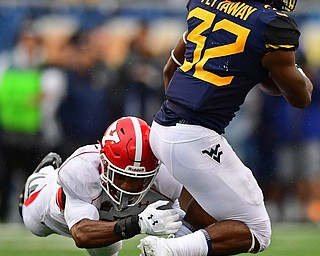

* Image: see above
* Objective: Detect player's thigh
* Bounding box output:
[173,134,266,221]
[22,186,54,236]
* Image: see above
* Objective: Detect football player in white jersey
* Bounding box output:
[19,116,184,256]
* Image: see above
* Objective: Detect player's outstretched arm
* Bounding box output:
[70,218,121,248]
[70,200,182,248]
[262,50,313,108]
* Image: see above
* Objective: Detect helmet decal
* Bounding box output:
[102,121,120,144]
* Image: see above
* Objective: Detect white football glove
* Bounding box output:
[138,200,183,235]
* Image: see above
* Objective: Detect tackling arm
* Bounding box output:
[70,200,182,248]
[262,50,313,108]
[70,219,120,248]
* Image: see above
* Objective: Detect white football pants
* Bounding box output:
[150,121,271,251]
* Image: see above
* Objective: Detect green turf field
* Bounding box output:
[1,223,320,256]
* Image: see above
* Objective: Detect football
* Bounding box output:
[258,76,281,96]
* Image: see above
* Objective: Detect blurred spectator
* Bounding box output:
[0,20,45,222]
[253,92,285,222]
[33,15,76,150]
[97,17,138,70]
[293,60,320,223]
[0,15,77,222]
[58,28,121,158]
[119,20,165,124]
[224,87,261,168]
[254,55,320,223]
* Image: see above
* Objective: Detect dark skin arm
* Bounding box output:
[69,175,145,248]
[163,35,186,91]
[166,38,313,108]
[182,195,260,255]
[262,50,313,108]
[70,219,122,248]
[69,176,149,248]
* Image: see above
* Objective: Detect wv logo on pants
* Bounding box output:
[201,144,223,163]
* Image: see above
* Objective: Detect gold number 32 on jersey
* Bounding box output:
[180,7,250,86]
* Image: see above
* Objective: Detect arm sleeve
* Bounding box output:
[57,154,102,202]
[56,150,102,229]
[64,195,99,230]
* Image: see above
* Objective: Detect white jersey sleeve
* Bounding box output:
[57,145,103,229]
[57,145,102,202]
[64,195,100,230]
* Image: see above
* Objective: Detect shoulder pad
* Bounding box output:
[261,12,300,50]
[57,146,102,202]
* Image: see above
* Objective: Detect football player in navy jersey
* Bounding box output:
[139,0,313,255]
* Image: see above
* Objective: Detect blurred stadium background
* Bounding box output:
[0,0,320,255]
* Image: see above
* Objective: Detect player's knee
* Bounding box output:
[252,220,272,253]
[258,232,271,252]
[23,209,53,237]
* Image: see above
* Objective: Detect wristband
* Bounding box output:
[200,229,213,256]
[182,30,188,44]
[171,49,183,67]
[182,220,196,232]
[114,215,141,239]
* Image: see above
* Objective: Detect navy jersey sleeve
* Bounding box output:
[264,15,300,51]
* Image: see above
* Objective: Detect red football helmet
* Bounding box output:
[99,116,160,211]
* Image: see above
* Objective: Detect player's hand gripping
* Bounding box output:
[138,200,183,235]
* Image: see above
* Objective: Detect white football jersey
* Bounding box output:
[22,144,182,237]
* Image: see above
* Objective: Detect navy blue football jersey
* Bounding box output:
[154,0,300,134]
